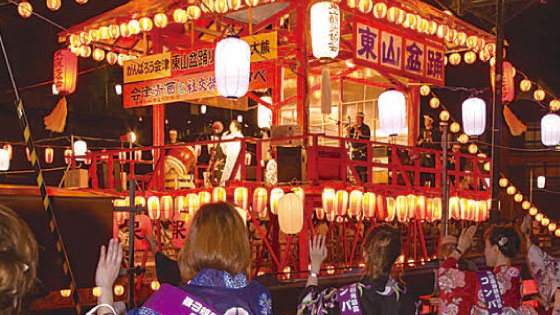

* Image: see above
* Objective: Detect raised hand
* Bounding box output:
[95,238,123,290]
[457,225,477,253]
[309,235,327,273]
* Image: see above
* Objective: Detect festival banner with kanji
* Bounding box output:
[124,52,171,83]
[123,62,275,109]
[353,19,445,86]
[244,32,277,62]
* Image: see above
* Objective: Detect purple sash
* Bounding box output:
[476,271,504,315]
[142,283,221,315]
[337,283,362,315]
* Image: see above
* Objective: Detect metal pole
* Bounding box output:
[441,122,449,236]
[127,179,136,307]
[490,0,505,220]
[529,168,534,203]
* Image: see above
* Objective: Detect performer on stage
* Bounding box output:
[220,120,244,185]
[347,112,371,183]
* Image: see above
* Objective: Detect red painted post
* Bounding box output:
[295,0,309,134]
[151,29,165,190]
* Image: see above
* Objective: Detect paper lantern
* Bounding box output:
[139,17,153,31]
[357,0,373,13]
[129,19,141,35]
[537,175,546,189]
[395,196,408,223]
[449,197,460,220]
[270,188,284,215]
[436,24,449,39]
[439,110,450,122]
[449,53,461,66]
[499,178,508,187]
[387,7,404,24]
[429,198,442,222]
[147,196,160,220]
[326,210,336,222]
[402,13,416,28]
[534,89,546,101]
[46,0,61,11]
[415,195,426,220]
[106,52,118,65]
[2,144,12,160]
[212,187,227,202]
[185,194,199,215]
[44,147,54,164]
[215,36,250,98]
[378,90,406,136]
[53,49,78,95]
[549,223,557,232]
[455,32,467,46]
[0,149,9,171]
[233,187,248,210]
[519,79,532,92]
[187,6,202,19]
[458,133,469,144]
[429,97,440,109]
[468,143,478,155]
[198,191,211,206]
[416,16,428,33]
[322,188,336,215]
[61,148,71,164]
[73,140,87,161]
[18,1,32,18]
[386,197,396,222]
[154,13,168,28]
[449,122,460,133]
[445,29,457,43]
[79,45,92,58]
[522,200,531,210]
[462,97,486,136]
[334,190,348,216]
[174,196,185,214]
[252,187,268,217]
[98,27,110,40]
[362,192,375,218]
[277,193,303,234]
[173,9,188,23]
[464,51,476,64]
[506,185,516,195]
[310,1,340,59]
[160,196,174,220]
[549,99,560,112]
[474,200,487,222]
[348,190,363,218]
[406,194,416,220]
[541,114,560,146]
[514,193,523,203]
[214,0,228,13]
[92,48,105,62]
[373,2,387,18]
[542,217,550,226]
[420,85,430,96]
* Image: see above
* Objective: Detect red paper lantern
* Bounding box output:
[322,188,335,215]
[2,144,12,160]
[396,196,409,223]
[376,195,389,221]
[415,195,426,220]
[449,197,460,220]
[44,147,54,164]
[53,49,78,95]
[315,207,325,220]
[64,148,72,164]
[491,61,515,104]
[386,197,396,222]
[348,190,363,218]
[362,192,376,218]
[334,190,348,216]
[252,187,268,218]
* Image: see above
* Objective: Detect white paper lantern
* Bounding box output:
[73,140,87,161]
[277,193,303,234]
[462,97,486,136]
[215,36,251,98]
[541,114,560,146]
[310,1,340,59]
[537,175,546,189]
[0,149,9,171]
[257,99,272,129]
[378,90,406,136]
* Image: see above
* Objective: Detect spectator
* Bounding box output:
[298,225,421,314]
[220,121,244,185]
[92,203,272,315]
[437,225,535,314]
[0,205,38,314]
[264,147,277,187]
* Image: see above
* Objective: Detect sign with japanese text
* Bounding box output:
[171,45,215,75]
[123,52,171,83]
[123,62,275,109]
[353,19,445,86]
[244,31,277,62]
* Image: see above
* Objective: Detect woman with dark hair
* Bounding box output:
[297,224,421,314]
[0,205,38,314]
[437,225,535,314]
[93,203,272,315]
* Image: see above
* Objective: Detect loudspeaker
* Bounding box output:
[270,125,303,146]
[277,146,306,183]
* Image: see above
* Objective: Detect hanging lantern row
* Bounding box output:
[0,141,94,171]
[320,188,488,223]
[66,42,138,67]
[499,177,560,237]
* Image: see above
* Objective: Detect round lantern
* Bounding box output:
[73,140,87,160]
[98,27,110,40]
[252,187,268,218]
[429,97,440,109]
[46,0,61,11]
[215,36,251,98]
[315,208,325,220]
[139,17,153,31]
[154,13,168,28]
[79,45,92,58]
[449,53,461,66]
[436,24,449,39]
[310,1,340,59]
[212,187,227,202]
[420,85,430,96]
[445,29,457,43]
[18,1,33,18]
[348,190,363,218]
[334,190,348,216]
[106,52,118,65]
[506,185,516,195]
[415,195,426,221]
[186,193,199,215]
[455,32,467,46]
[395,195,409,223]
[519,79,532,92]
[129,19,141,35]
[357,0,373,13]
[0,149,9,171]
[542,217,550,226]
[119,23,131,38]
[514,193,523,203]
[214,0,228,13]
[462,97,486,136]
[549,223,557,232]
[529,207,538,216]
[187,6,202,20]
[537,175,546,189]
[373,2,387,18]
[402,13,416,29]
[198,191,211,206]
[468,143,478,154]
[439,110,450,122]
[522,200,531,210]
[378,89,406,136]
[498,177,508,188]
[44,147,54,164]
[200,0,214,12]
[173,9,188,23]
[93,48,105,62]
[464,51,476,64]
[387,7,405,24]
[550,99,560,112]
[53,49,78,95]
[478,49,491,62]
[322,188,336,215]
[277,193,303,234]
[458,133,469,144]
[416,17,428,33]
[270,188,285,215]
[234,187,249,210]
[541,114,560,146]
[160,195,174,220]
[362,192,376,218]
[147,196,160,220]
[534,89,546,102]
[450,122,460,133]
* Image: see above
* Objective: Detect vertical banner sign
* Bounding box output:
[353,19,445,86]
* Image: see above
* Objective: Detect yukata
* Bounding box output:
[527,244,560,310]
[264,159,277,187]
[220,131,244,185]
[129,268,272,315]
[297,275,421,315]
[437,257,535,315]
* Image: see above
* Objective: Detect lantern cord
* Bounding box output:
[0,166,67,174]
[535,188,560,195]
[7,0,68,31]
[0,28,21,101]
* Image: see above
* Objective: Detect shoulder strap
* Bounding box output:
[337,283,362,315]
[142,284,221,315]
[476,270,504,315]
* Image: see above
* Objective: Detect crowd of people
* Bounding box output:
[2,201,560,314]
